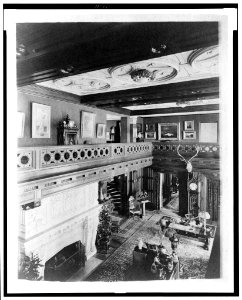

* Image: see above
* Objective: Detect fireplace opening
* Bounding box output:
[44,241,86,281]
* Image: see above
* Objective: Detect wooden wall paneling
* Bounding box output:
[207,179,220,222]
[178,171,189,217]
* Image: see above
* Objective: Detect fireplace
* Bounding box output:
[19,182,100,280]
[44,241,86,281]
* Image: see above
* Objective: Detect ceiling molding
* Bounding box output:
[18,84,81,104]
[100,106,131,116]
[130,104,219,116]
[139,110,220,117]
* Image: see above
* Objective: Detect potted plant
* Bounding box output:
[18,253,43,280]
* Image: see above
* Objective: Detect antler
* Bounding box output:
[177,144,187,163]
[187,145,200,163]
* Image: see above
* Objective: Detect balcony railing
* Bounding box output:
[17,142,153,172]
[17,142,219,182]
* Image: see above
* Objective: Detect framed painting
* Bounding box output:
[136,123,142,133]
[17,112,25,138]
[32,103,51,138]
[81,111,96,138]
[183,131,196,140]
[184,120,194,130]
[97,123,106,139]
[145,124,155,131]
[199,122,218,143]
[158,123,180,140]
[145,131,156,139]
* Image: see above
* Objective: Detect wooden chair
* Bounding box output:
[129,196,142,219]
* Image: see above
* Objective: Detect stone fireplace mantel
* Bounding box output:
[19,182,100,280]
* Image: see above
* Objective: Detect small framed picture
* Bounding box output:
[32,103,51,138]
[17,112,25,138]
[145,132,156,139]
[183,131,196,139]
[145,124,155,131]
[97,123,106,139]
[136,123,142,133]
[184,120,194,130]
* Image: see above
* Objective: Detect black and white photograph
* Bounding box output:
[2,3,238,298]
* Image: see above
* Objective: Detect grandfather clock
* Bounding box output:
[188,173,199,217]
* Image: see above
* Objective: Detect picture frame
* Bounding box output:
[184,120,194,130]
[145,124,155,131]
[158,123,180,140]
[136,123,142,133]
[81,111,96,138]
[32,103,51,138]
[183,131,196,140]
[97,123,106,139]
[145,131,156,139]
[17,112,25,138]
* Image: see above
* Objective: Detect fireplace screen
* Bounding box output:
[44,241,86,281]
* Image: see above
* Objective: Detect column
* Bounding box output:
[159,173,165,208]
[130,117,138,143]
[120,117,131,143]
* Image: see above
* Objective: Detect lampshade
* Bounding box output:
[198,211,210,220]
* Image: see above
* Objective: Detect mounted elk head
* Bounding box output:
[177,145,200,173]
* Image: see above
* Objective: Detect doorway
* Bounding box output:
[162,173,179,214]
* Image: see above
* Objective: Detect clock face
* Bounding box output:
[189,182,198,191]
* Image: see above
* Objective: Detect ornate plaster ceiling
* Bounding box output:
[38,46,219,97]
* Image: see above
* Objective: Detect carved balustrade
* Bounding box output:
[17,142,152,172]
[152,142,220,156]
[17,141,219,184]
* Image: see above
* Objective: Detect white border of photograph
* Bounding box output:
[17,112,25,138]
[32,103,51,138]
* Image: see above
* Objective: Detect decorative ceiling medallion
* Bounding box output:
[130,69,154,83]
[153,66,177,82]
[188,46,219,73]
[108,64,133,77]
[54,78,73,87]
[73,78,110,91]
[109,61,178,84]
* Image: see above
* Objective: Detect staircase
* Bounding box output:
[107,181,122,214]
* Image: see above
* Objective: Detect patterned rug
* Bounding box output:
[86,210,212,281]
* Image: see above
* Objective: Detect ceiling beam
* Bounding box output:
[17,22,218,86]
[97,93,218,108]
[81,77,219,107]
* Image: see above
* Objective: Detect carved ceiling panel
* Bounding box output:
[38,46,219,97]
